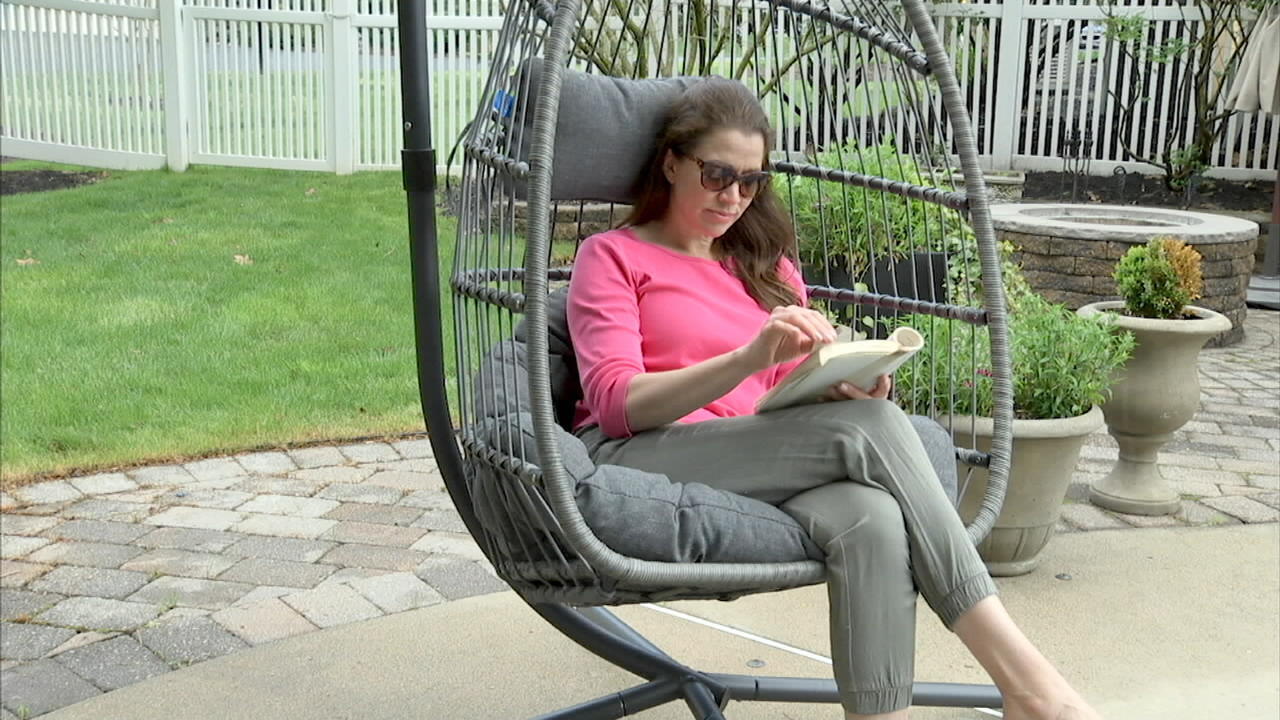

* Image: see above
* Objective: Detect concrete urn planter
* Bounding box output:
[945,406,1104,576]
[1077,301,1232,515]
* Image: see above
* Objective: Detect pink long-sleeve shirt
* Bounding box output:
[567,227,807,438]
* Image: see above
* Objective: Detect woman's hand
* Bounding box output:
[822,374,893,402]
[738,305,837,373]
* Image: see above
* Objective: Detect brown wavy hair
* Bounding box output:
[623,77,800,310]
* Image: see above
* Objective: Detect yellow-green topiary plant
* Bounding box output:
[1112,236,1204,319]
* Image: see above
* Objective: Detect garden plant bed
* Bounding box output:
[1022,170,1273,216]
[0,167,108,196]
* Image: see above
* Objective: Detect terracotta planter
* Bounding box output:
[944,406,1104,576]
[1077,301,1232,515]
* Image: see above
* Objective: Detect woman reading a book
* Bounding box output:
[566,77,1099,720]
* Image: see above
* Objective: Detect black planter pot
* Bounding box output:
[819,252,949,339]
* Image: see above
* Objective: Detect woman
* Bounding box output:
[566,77,1100,720]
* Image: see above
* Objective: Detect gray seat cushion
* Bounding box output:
[472,288,959,567]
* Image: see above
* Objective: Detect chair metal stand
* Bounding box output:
[530,603,1003,718]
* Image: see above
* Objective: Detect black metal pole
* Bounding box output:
[397,1,485,540]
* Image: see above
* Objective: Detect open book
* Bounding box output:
[755,326,924,413]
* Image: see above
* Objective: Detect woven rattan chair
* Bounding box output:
[396,0,1013,716]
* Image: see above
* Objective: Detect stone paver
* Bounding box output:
[53,636,169,690]
[320,543,426,572]
[1176,501,1242,526]
[323,502,422,526]
[410,510,468,533]
[25,542,141,569]
[67,473,137,496]
[210,597,317,645]
[315,482,402,505]
[0,622,76,661]
[391,438,434,459]
[44,520,149,545]
[46,631,117,658]
[287,446,347,469]
[292,466,374,485]
[218,558,335,589]
[414,557,508,601]
[281,583,382,628]
[322,521,425,548]
[344,572,443,614]
[0,561,52,588]
[0,516,61,537]
[155,488,253,511]
[36,597,162,631]
[223,536,334,563]
[337,442,400,464]
[231,477,323,497]
[1058,503,1129,531]
[120,549,238,580]
[182,458,246,483]
[0,590,64,622]
[1201,495,1280,523]
[11,482,81,506]
[128,577,252,611]
[133,527,243,553]
[30,566,150,600]
[410,532,487,562]
[0,659,101,716]
[59,498,151,523]
[236,494,338,518]
[1,536,50,560]
[144,507,244,532]
[135,614,247,666]
[364,470,436,492]
[398,489,455,511]
[129,465,197,487]
[235,451,296,475]
[230,514,337,540]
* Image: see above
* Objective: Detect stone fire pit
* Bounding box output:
[992,204,1259,347]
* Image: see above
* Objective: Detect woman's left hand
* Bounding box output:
[822,374,893,402]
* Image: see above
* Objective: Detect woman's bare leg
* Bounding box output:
[952,596,1101,720]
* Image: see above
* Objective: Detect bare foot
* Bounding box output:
[1002,687,1101,720]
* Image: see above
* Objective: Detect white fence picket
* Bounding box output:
[0,0,1274,180]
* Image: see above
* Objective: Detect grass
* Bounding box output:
[0,161,457,485]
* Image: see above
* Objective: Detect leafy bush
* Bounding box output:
[780,141,968,274]
[1113,236,1203,319]
[892,292,1134,420]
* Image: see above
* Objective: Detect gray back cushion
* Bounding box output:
[513,59,700,203]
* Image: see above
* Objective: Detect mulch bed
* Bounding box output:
[1,168,109,196]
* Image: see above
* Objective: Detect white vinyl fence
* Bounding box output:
[1,0,1275,179]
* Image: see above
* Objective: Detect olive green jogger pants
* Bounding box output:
[578,398,998,715]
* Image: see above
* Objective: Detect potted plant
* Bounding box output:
[1078,237,1231,515]
[781,141,969,334]
[893,283,1134,576]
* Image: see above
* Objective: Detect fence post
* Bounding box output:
[989,0,1025,172]
[159,1,190,172]
[330,0,356,174]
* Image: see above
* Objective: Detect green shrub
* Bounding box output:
[1113,236,1204,319]
[892,293,1134,420]
[780,141,968,274]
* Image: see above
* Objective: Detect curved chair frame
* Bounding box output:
[397,0,1013,716]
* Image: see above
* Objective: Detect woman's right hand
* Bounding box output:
[738,305,838,373]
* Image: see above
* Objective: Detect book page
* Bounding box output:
[755,327,922,413]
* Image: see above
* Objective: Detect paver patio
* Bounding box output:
[0,309,1276,718]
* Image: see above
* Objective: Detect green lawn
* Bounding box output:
[0,161,456,484]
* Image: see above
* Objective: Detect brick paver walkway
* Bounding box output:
[0,310,1276,719]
